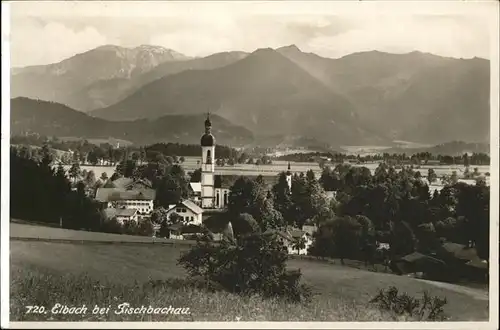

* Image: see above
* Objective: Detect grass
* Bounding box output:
[10,240,489,321]
[11,265,407,322]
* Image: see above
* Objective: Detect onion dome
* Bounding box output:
[201,133,215,146]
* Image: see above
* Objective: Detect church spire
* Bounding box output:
[205,112,212,129]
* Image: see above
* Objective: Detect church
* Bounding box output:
[188,114,230,210]
[189,114,293,211]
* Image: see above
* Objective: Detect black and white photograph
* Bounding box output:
[1,1,499,328]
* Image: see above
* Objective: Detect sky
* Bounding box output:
[8,1,496,67]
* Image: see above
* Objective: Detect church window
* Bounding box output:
[216,193,220,206]
[224,192,228,206]
[206,150,212,164]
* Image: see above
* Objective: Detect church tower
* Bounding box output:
[200,113,215,208]
[286,162,292,192]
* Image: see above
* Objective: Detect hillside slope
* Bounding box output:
[91,48,384,146]
[10,97,253,146]
[11,45,192,112]
[277,46,490,144]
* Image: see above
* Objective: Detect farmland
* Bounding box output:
[10,224,489,322]
[63,159,491,186]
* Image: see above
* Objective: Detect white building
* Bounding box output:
[95,187,156,221]
[191,114,292,210]
[188,114,233,210]
[166,200,204,226]
[104,208,139,224]
[264,227,313,255]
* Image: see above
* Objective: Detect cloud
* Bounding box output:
[11,18,110,67]
[9,4,492,67]
[304,15,490,59]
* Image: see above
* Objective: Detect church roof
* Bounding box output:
[189,182,202,193]
[201,133,215,146]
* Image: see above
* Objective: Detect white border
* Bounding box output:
[1,2,11,329]
[2,1,499,329]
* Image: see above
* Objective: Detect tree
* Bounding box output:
[449,171,459,185]
[151,207,169,225]
[291,173,330,229]
[68,162,81,184]
[415,222,439,253]
[84,170,96,189]
[169,212,185,225]
[228,176,284,231]
[100,172,108,182]
[40,142,53,167]
[292,236,307,254]
[155,169,190,208]
[231,213,261,238]
[178,233,311,302]
[272,172,294,225]
[390,221,416,258]
[309,218,336,258]
[116,159,137,178]
[87,150,99,165]
[190,169,202,182]
[179,156,185,163]
[151,207,170,237]
[137,220,155,236]
[332,216,362,265]
[355,215,376,266]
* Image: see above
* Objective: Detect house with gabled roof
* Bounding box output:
[104,177,153,190]
[263,226,313,255]
[165,199,204,226]
[95,187,156,220]
[104,207,139,224]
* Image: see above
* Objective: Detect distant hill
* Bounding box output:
[90,48,386,146]
[11,45,192,112]
[12,44,490,146]
[10,97,253,146]
[277,46,490,144]
[385,141,490,156]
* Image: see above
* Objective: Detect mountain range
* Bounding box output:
[10,97,253,146]
[11,44,491,147]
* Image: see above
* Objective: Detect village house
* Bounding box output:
[264,227,313,255]
[165,199,204,226]
[95,184,156,221]
[104,207,139,224]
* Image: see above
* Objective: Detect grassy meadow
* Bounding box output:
[64,158,490,187]
[10,225,489,322]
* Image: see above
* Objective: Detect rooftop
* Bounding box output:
[104,207,138,218]
[95,188,156,202]
[167,199,204,215]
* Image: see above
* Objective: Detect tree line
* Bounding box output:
[10,145,154,236]
[278,151,490,166]
[209,162,489,281]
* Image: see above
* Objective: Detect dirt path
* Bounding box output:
[416,279,489,301]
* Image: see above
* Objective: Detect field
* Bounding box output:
[66,160,490,187]
[10,224,489,322]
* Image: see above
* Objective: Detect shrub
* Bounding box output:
[137,219,155,236]
[123,220,139,235]
[101,217,123,234]
[178,233,312,303]
[370,286,448,321]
